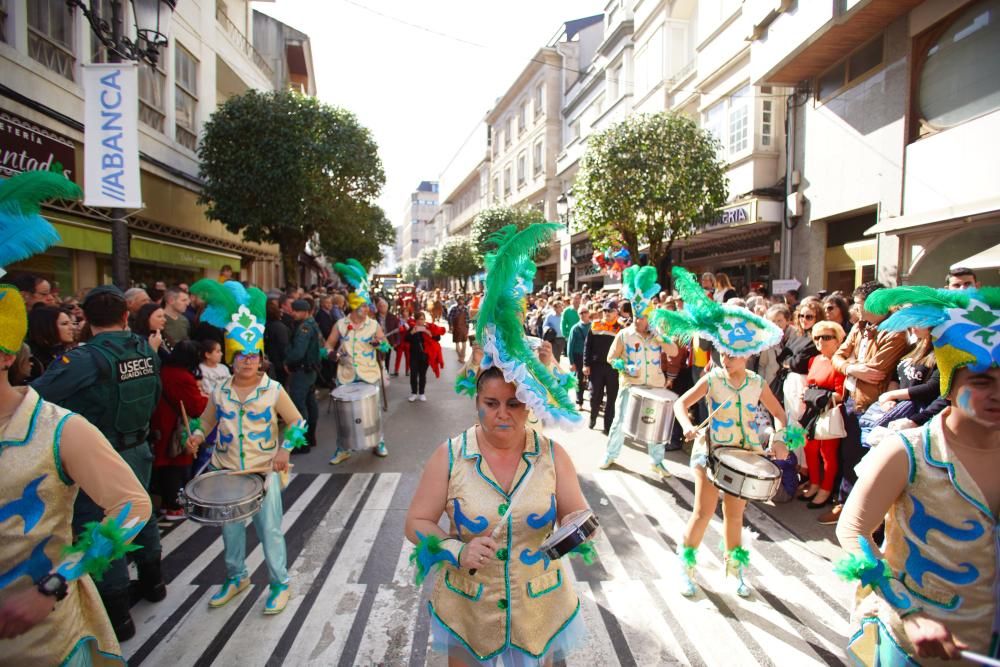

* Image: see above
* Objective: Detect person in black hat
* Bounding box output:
[31,284,166,641]
[284,298,322,452]
[583,300,622,433]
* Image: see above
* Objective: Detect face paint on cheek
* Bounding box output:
[477,407,489,431]
[956,387,977,418]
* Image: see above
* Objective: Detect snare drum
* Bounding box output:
[707,447,781,502]
[623,387,678,445]
[332,382,382,451]
[540,509,600,560]
[179,470,265,525]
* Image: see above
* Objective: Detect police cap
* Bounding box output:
[83,284,126,305]
[291,299,312,312]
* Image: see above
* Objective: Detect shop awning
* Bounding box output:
[131,236,242,273]
[46,215,113,254]
[865,197,1000,236]
[951,243,1000,271]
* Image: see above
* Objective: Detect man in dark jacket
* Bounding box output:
[583,300,622,433]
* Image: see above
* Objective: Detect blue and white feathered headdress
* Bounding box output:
[622,265,660,320]
[190,279,267,362]
[335,258,373,310]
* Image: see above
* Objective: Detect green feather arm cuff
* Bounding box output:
[281,421,308,451]
[409,532,462,586]
[185,417,201,438]
[57,503,144,582]
[776,423,806,450]
[566,541,598,565]
[834,537,916,612]
[378,340,392,354]
[610,359,626,373]
[320,347,330,360]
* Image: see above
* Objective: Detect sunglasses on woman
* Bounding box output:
[812,334,836,342]
[799,313,816,320]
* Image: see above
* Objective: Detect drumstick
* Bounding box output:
[470,464,536,576]
[231,464,294,476]
[684,401,731,440]
[179,401,191,437]
[962,651,1000,667]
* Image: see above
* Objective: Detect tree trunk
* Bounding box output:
[280,237,306,288]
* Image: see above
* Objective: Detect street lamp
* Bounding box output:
[556,191,576,230]
[68,0,176,288]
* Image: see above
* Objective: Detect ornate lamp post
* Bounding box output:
[67,0,177,288]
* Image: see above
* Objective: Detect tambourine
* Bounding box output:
[540,509,599,560]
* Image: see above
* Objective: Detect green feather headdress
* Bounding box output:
[476,223,582,427]
[335,258,372,310]
[190,279,268,363]
[622,265,660,319]
[867,285,1000,396]
[650,267,781,357]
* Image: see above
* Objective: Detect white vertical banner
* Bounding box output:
[84,63,142,208]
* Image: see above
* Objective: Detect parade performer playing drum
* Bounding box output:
[0,170,152,665]
[600,265,678,479]
[325,259,390,464]
[659,267,802,598]
[835,285,999,666]
[185,279,307,616]
[406,223,594,666]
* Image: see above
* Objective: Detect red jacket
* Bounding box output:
[151,365,208,467]
[406,319,446,377]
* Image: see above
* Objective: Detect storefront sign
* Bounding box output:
[706,200,758,231]
[772,278,801,295]
[84,64,141,208]
[0,110,76,180]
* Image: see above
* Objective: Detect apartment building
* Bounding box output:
[0,0,313,291]
[751,0,999,290]
[398,180,439,263]
[438,121,490,242]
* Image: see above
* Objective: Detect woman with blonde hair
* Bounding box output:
[713,272,737,303]
[798,320,847,508]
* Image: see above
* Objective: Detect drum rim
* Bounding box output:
[185,470,264,505]
[629,387,677,400]
[332,383,379,399]
[709,447,781,480]
[540,511,599,558]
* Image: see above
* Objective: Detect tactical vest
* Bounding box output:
[73,332,160,450]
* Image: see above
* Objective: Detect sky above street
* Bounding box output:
[253,0,603,227]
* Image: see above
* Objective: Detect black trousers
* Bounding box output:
[410,354,429,395]
[571,354,586,406]
[589,364,619,431]
[836,397,865,503]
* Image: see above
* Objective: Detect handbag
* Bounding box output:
[813,403,847,439]
[167,415,189,458]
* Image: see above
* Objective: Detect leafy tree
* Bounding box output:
[401,261,419,284]
[317,201,395,271]
[417,247,439,283]
[198,90,384,285]
[436,236,480,289]
[470,205,550,262]
[573,111,728,274]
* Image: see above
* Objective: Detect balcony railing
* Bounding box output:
[215,5,274,80]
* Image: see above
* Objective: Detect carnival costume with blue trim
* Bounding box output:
[836,286,1000,666]
[188,277,307,611]
[1,171,150,664]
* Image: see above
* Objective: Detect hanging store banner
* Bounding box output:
[0,110,77,181]
[83,63,142,208]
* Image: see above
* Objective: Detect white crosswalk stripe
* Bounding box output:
[124,471,849,666]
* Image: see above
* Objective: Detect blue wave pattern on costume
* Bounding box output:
[526,494,557,530]
[216,405,236,420]
[247,425,272,442]
[904,537,979,587]
[56,503,144,582]
[518,548,551,570]
[725,321,755,346]
[452,499,488,538]
[0,474,46,534]
[909,496,984,543]
[0,537,53,589]
[246,406,272,422]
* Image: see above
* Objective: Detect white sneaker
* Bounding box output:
[599,455,615,470]
[419,395,427,402]
[408,394,418,402]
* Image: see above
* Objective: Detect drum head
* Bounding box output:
[186,471,263,504]
[333,383,379,400]
[631,387,677,402]
[715,448,779,477]
[541,509,596,549]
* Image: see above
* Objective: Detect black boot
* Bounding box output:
[137,560,167,602]
[102,589,136,641]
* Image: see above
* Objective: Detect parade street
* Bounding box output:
[122,335,853,667]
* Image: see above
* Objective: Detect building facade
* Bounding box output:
[751,0,999,289]
[1,0,313,294]
[397,180,439,263]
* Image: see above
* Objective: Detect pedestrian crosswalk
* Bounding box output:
[122,469,852,666]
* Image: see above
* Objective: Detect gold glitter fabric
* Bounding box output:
[0,388,122,665]
[848,417,998,666]
[429,426,580,661]
[335,317,382,385]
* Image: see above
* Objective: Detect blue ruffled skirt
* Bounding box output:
[429,605,587,666]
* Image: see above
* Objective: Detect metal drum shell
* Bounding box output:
[332,383,382,451]
[707,447,782,502]
[539,510,600,560]
[179,470,265,525]
[622,387,679,445]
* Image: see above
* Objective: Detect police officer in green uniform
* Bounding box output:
[32,285,165,641]
[285,299,321,453]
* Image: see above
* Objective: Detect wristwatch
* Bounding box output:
[37,573,68,601]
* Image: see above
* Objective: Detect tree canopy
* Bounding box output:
[417,247,440,282]
[317,201,395,273]
[198,90,385,285]
[573,111,728,272]
[401,261,419,284]
[470,205,550,262]
[436,236,480,288]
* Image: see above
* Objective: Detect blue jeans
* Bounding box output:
[221,472,287,586]
[604,385,666,465]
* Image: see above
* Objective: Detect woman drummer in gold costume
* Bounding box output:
[405,223,592,666]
